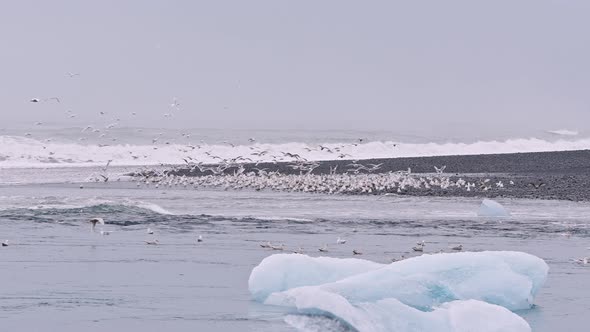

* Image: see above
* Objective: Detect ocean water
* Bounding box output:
[1,126,590,168]
[1,128,590,331]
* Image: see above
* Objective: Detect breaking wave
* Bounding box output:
[1,135,589,168]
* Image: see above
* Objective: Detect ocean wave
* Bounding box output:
[1,198,174,215]
[1,135,590,169]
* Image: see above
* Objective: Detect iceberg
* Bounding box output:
[478,199,510,217]
[248,254,383,302]
[249,252,548,332]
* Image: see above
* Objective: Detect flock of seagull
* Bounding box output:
[258,236,466,262]
[17,77,588,267]
[88,217,202,246]
[127,164,511,196]
[86,216,467,262]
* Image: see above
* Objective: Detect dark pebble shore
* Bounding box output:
[167,150,590,202]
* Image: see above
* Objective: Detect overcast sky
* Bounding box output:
[1,0,589,133]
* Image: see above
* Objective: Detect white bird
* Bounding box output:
[352,249,362,255]
[30,98,40,103]
[1,240,8,247]
[412,245,424,252]
[451,244,463,251]
[145,239,159,245]
[66,72,80,78]
[434,165,446,174]
[336,237,347,244]
[271,244,284,251]
[147,228,154,234]
[412,242,425,252]
[260,241,272,248]
[89,218,105,232]
[318,244,329,252]
[99,229,111,236]
[197,235,203,243]
[576,257,589,265]
[293,247,304,254]
[170,97,181,109]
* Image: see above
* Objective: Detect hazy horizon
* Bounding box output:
[1,1,589,134]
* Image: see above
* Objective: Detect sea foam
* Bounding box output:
[2,134,590,168]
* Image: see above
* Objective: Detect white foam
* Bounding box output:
[2,134,590,169]
[547,129,579,136]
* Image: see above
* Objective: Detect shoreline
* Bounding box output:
[166,149,590,202]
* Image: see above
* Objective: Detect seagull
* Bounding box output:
[318,244,329,252]
[147,228,154,234]
[293,247,304,254]
[260,241,272,248]
[412,244,424,252]
[197,235,203,243]
[352,249,362,255]
[66,72,80,78]
[336,237,347,244]
[89,218,105,232]
[170,97,180,109]
[30,98,40,103]
[1,240,8,247]
[575,257,589,265]
[450,244,463,251]
[145,239,159,245]
[529,182,546,189]
[271,244,284,251]
[434,165,447,174]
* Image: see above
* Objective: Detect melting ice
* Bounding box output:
[478,199,510,217]
[249,251,548,332]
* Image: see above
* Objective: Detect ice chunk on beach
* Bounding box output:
[478,199,510,217]
[250,252,547,332]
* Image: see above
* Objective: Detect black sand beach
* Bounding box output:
[167,149,590,201]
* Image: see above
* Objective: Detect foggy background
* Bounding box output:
[1,0,589,135]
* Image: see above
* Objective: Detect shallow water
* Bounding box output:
[1,177,590,331]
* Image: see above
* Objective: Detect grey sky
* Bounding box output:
[1,1,589,133]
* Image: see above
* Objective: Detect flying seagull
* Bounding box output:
[89,218,105,232]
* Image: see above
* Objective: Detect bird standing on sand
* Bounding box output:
[89,218,105,232]
[337,237,347,244]
[145,239,159,245]
[352,249,362,255]
[318,244,328,252]
[197,235,203,243]
[147,228,154,234]
[2,240,8,247]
